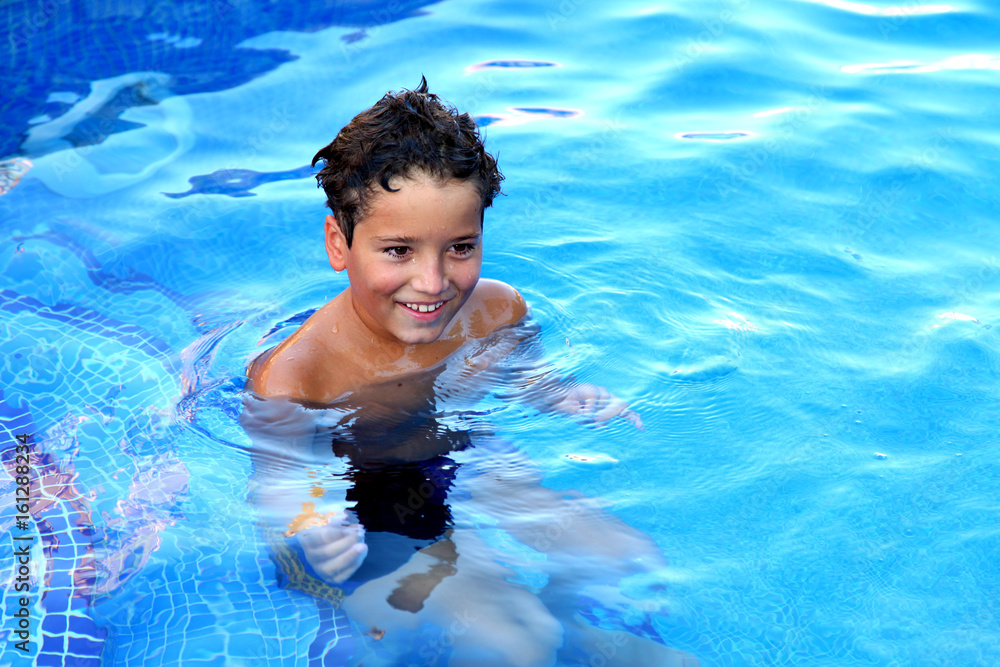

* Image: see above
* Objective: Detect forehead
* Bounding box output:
[357,173,483,237]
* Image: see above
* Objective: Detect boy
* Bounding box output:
[247,77,636,423]
[243,78,694,666]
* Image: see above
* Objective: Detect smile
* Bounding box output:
[401,301,446,314]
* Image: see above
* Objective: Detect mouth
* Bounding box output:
[398,299,450,320]
[401,301,445,313]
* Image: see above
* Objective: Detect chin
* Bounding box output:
[393,326,446,345]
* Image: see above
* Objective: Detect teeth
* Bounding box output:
[405,302,443,313]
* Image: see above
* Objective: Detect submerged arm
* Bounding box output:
[241,395,367,584]
[481,317,642,428]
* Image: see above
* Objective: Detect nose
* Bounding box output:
[411,254,448,295]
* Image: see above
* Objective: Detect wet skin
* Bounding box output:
[246,172,526,585]
[243,173,661,664]
[248,171,527,406]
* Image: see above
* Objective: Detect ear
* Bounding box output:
[325,214,348,272]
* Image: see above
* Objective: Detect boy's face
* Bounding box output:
[326,172,483,346]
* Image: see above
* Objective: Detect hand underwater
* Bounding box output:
[554,383,644,429]
[298,519,368,584]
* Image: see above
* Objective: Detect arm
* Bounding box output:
[546,382,644,429]
[467,282,642,428]
[241,394,368,584]
[502,348,643,428]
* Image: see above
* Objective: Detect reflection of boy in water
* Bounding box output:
[243,78,695,666]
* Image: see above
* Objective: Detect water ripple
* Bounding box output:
[676,131,753,141]
[797,0,955,16]
[842,53,1000,74]
[466,59,559,71]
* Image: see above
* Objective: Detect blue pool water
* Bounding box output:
[2,0,1000,664]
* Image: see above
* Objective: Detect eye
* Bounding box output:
[384,246,410,258]
[452,243,477,256]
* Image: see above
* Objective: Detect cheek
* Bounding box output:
[452,259,482,290]
[355,261,404,298]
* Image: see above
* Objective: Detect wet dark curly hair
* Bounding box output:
[311,76,503,247]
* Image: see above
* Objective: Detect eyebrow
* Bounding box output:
[373,233,482,244]
[373,235,419,244]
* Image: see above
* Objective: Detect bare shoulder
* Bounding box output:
[246,305,348,403]
[246,336,317,401]
[462,278,528,337]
